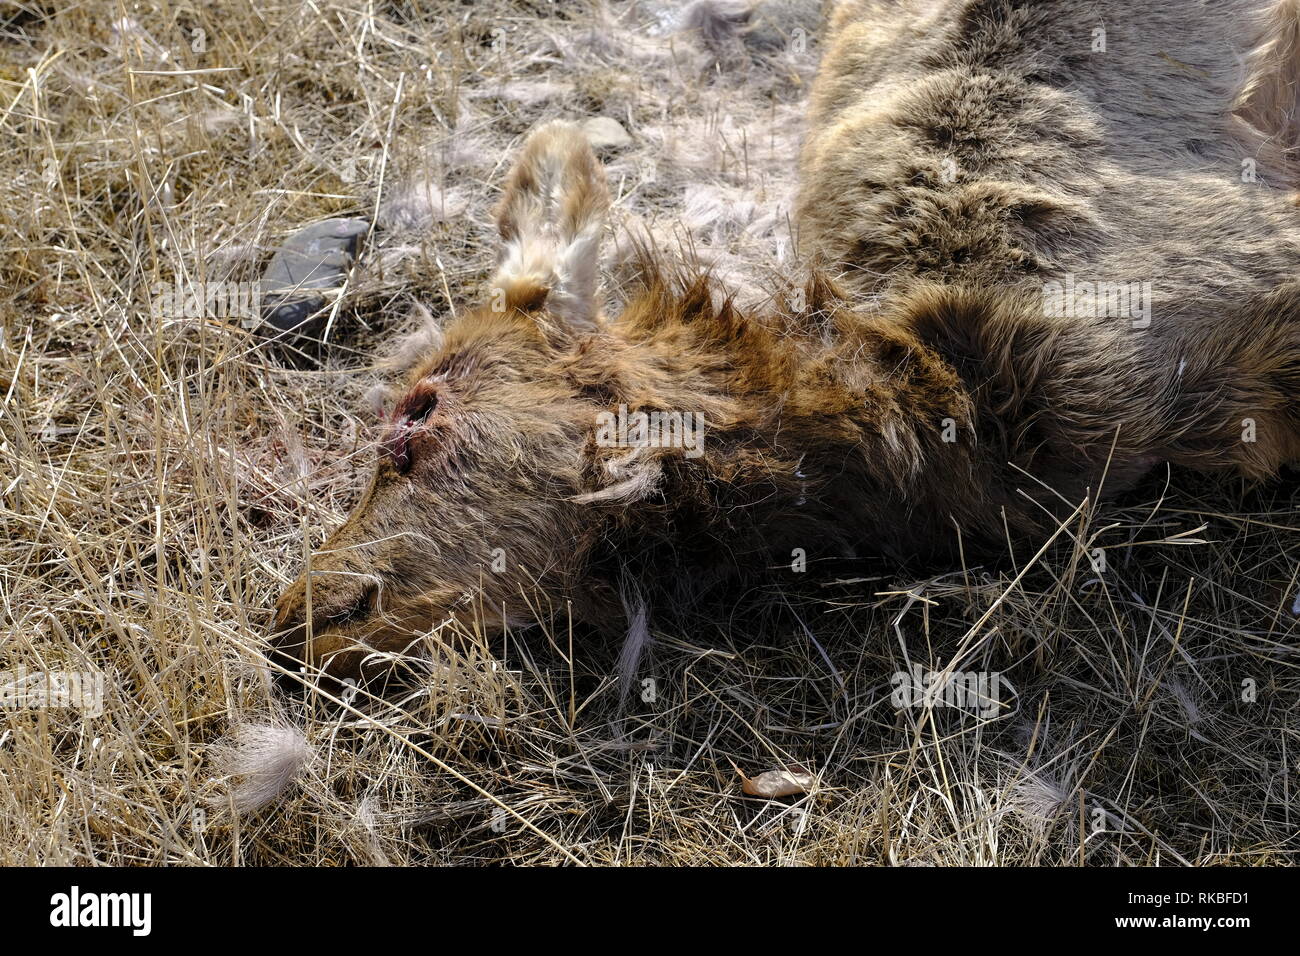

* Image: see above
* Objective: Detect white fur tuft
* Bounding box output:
[215,720,314,815]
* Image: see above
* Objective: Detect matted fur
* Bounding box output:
[270,1,1300,687]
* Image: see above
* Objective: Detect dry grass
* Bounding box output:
[1,0,1297,866]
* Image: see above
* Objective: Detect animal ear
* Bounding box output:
[491,121,611,332]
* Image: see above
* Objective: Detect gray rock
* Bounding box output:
[260,218,369,336]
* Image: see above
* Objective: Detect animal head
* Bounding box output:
[270,122,670,683]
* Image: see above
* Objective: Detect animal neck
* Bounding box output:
[584,277,1007,567]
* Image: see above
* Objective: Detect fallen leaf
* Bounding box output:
[736,763,814,799]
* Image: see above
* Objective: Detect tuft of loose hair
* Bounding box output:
[615,585,653,712]
[215,720,314,815]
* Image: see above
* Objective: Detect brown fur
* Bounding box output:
[271,3,1300,684]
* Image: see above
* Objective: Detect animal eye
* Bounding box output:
[330,584,376,623]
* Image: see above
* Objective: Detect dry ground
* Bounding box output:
[1,0,1297,865]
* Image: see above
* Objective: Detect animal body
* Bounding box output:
[270,0,1300,683]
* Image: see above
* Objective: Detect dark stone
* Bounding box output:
[260,218,370,337]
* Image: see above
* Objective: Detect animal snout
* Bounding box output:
[266,583,314,691]
[266,575,379,689]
